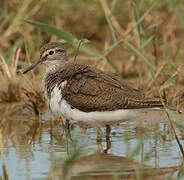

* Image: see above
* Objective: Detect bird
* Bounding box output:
[23,42,176,141]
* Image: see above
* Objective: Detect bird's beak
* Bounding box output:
[23,57,44,74]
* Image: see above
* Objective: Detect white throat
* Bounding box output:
[45,60,61,73]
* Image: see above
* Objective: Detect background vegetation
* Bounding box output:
[0,0,184,179]
[0,0,184,112]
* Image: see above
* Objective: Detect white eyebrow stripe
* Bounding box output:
[41,47,64,57]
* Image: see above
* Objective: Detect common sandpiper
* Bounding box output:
[23,42,176,141]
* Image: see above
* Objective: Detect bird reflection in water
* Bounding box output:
[49,122,179,180]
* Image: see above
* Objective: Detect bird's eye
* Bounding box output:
[49,50,55,55]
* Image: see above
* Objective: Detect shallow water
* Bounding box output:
[0,109,184,180]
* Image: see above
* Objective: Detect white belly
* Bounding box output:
[49,81,160,126]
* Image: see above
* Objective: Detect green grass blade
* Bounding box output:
[141,35,154,49]
[159,74,178,92]
[163,35,168,60]
[106,56,123,80]
[169,0,184,29]
[132,0,141,45]
[97,2,156,61]
[173,38,182,62]
[105,14,117,43]
[24,20,98,57]
[24,20,77,45]
[122,39,155,70]
[101,0,117,42]
[5,40,23,65]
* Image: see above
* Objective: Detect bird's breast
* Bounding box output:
[48,80,69,116]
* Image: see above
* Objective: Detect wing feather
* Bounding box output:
[57,62,163,112]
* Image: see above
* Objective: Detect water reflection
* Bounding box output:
[49,153,179,180]
[0,109,184,179]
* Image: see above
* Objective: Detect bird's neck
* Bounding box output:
[43,60,68,100]
[45,60,67,74]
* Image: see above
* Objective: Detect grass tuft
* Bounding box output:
[0,49,21,102]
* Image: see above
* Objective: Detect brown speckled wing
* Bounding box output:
[59,62,163,112]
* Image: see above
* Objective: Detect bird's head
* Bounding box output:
[23,42,68,74]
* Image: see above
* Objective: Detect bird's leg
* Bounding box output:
[65,127,72,141]
[61,116,66,127]
[96,128,103,152]
[81,126,87,133]
[65,119,70,129]
[104,125,111,153]
[61,117,72,140]
[106,125,111,141]
[61,119,65,127]
[97,128,103,143]
[65,121,72,141]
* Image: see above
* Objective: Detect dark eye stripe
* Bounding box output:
[56,49,65,53]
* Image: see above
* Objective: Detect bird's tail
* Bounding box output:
[145,106,182,114]
[155,106,183,114]
[166,106,183,114]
